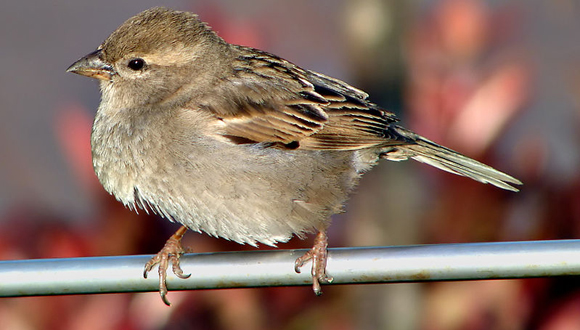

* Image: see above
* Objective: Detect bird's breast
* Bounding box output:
[90,106,374,245]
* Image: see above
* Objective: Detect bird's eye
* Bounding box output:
[127,58,145,71]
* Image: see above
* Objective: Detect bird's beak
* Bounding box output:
[67,49,115,81]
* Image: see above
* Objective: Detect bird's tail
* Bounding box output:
[383,126,522,192]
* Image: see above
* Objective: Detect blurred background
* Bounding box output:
[1,0,579,329]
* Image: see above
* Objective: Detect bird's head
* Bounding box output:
[67,7,230,108]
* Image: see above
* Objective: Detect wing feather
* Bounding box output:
[196,46,404,150]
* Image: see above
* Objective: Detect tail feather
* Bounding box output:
[385,126,522,192]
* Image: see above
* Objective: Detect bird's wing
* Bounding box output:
[300,71,406,150]
[197,47,407,150]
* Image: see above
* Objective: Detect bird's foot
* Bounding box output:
[294,230,333,295]
[143,225,191,306]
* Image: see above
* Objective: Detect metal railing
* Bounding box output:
[1,240,580,297]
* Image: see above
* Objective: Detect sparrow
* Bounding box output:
[67,7,521,305]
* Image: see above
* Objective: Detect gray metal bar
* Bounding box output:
[1,240,580,297]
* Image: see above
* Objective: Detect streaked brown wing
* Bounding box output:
[199,46,405,150]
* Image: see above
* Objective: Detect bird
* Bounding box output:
[67,7,521,305]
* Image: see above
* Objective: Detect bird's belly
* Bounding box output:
[132,146,370,246]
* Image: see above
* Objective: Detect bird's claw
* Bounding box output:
[294,230,332,295]
[143,226,190,306]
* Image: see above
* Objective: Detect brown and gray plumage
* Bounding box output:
[67,7,521,305]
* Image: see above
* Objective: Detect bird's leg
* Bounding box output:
[143,225,191,306]
[294,229,333,295]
